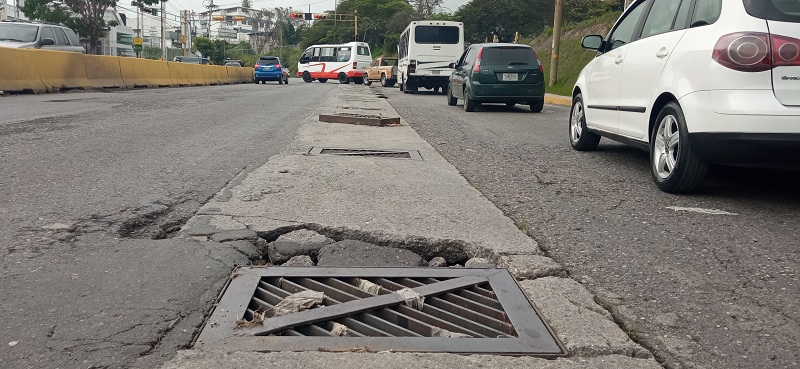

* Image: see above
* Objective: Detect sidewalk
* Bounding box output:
[161,86,659,369]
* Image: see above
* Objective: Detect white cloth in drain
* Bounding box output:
[272,290,325,317]
[395,287,425,310]
[431,327,473,338]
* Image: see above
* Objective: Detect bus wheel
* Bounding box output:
[338,73,350,84]
[302,71,312,83]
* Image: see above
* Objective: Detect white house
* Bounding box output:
[197,6,272,43]
[0,0,29,21]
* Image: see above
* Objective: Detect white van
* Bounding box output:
[297,41,372,84]
[397,20,464,94]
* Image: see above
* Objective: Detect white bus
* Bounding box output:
[297,41,372,84]
[397,20,464,94]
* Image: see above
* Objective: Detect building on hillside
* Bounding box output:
[197,6,272,43]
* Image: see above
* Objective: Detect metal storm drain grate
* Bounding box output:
[195,267,566,356]
[308,147,423,160]
[318,112,400,126]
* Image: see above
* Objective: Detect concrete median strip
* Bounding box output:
[164,85,662,369]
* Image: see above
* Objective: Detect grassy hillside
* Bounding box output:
[531,12,620,96]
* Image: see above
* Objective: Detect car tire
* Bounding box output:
[318,78,328,83]
[253,79,259,84]
[569,93,601,151]
[446,84,457,106]
[650,102,708,193]
[285,76,289,84]
[302,71,312,83]
[278,77,284,85]
[381,74,388,87]
[364,73,372,86]
[530,99,544,112]
[463,89,476,112]
[338,73,350,84]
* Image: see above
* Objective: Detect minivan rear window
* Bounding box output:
[743,0,800,22]
[259,57,279,64]
[415,26,460,44]
[480,47,537,66]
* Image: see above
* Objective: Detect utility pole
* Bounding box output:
[183,10,188,56]
[15,0,19,19]
[354,10,357,41]
[549,0,563,87]
[161,0,166,60]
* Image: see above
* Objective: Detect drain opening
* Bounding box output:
[196,267,565,356]
[309,147,422,160]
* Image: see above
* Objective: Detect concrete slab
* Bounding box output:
[159,351,663,369]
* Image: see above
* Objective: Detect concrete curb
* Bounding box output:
[545,93,572,106]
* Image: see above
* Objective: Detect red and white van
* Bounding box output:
[297,42,372,84]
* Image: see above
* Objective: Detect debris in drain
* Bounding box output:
[331,322,348,336]
[429,257,447,267]
[318,112,400,127]
[431,327,473,338]
[235,310,266,329]
[395,287,425,310]
[357,278,383,294]
[273,290,325,317]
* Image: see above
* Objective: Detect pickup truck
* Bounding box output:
[362,57,397,87]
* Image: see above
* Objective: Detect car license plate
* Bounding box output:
[431,70,440,75]
[265,66,273,70]
[502,73,519,81]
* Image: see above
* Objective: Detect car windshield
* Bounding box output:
[481,47,537,66]
[743,0,800,22]
[258,57,279,65]
[0,24,39,42]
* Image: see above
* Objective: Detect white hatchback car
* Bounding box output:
[570,0,800,193]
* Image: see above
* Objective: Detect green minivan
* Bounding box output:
[447,43,546,112]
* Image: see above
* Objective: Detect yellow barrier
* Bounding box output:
[34,49,91,92]
[84,54,126,88]
[0,48,47,93]
[119,58,174,87]
[181,64,210,85]
[227,66,253,83]
[213,66,228,85]
[167,62,193,86]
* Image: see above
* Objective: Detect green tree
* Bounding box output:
[410,0,443,19]
[299,0,412,51]
[454,0,552,43]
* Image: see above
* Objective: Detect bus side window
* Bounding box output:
[311,47,321,62]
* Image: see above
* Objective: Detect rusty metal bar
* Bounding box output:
[339,317,390,337]
[426,298,515,335]
[439,293,508,322]
[323,278,376,298]
[393,305,485,338]
[420,304,509,338]
[294,278,360,302]
[253,276,487,336]
[470,284,496,298]
[457,289,503,310]
[361,313,423,337]
[254,286,284,306]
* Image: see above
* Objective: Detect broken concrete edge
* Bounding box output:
[318,113,401,127]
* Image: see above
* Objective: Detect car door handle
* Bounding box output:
[656,48,669,58]
[615,56,624,64]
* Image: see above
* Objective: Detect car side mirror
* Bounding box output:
[581,35,603,51]
[448,62,457,69]
[299,57,310,64]
[40,38,55,46]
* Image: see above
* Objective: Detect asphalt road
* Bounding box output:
[0,81,335,368]
[382,86,800,369]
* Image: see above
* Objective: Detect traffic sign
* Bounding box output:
[133,37,143,45]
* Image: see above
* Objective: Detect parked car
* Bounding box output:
[254,56,289,84]
[363,57,398,87]
[570,0,800,193]
[174,56,212,64]
[0,21,85,53]
[446,43,546,112]
[224,59,245,67]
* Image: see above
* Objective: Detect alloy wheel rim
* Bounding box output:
[570,102,584,142]
[653,114,680,179]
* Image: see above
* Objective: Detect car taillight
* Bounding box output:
[473,47,483,73]
[533,49,544,73]
[713,32,800,72]
[255,64,260,69]
[275,64,281,69]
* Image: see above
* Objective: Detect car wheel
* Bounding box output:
[364,74,372,86]
[446,84,457,106]
[463,89,476,112]
[278,77,284,85]
[381,74,388,87]
[318,78,328,83]
[338,73,350,84]
[253,79,259,84]
[569,93,601,151]
[650,102,708,193]
[530,99,544,112]
[506,102,515,107]
[284,76,289,84]
[302,71,312,83]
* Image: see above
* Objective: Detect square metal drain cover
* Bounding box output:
[196,267,566,356]
[309,147,422,160]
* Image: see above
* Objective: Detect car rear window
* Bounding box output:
[258,57,279,65]
[480,47,538,66]
[743,0,800,22]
